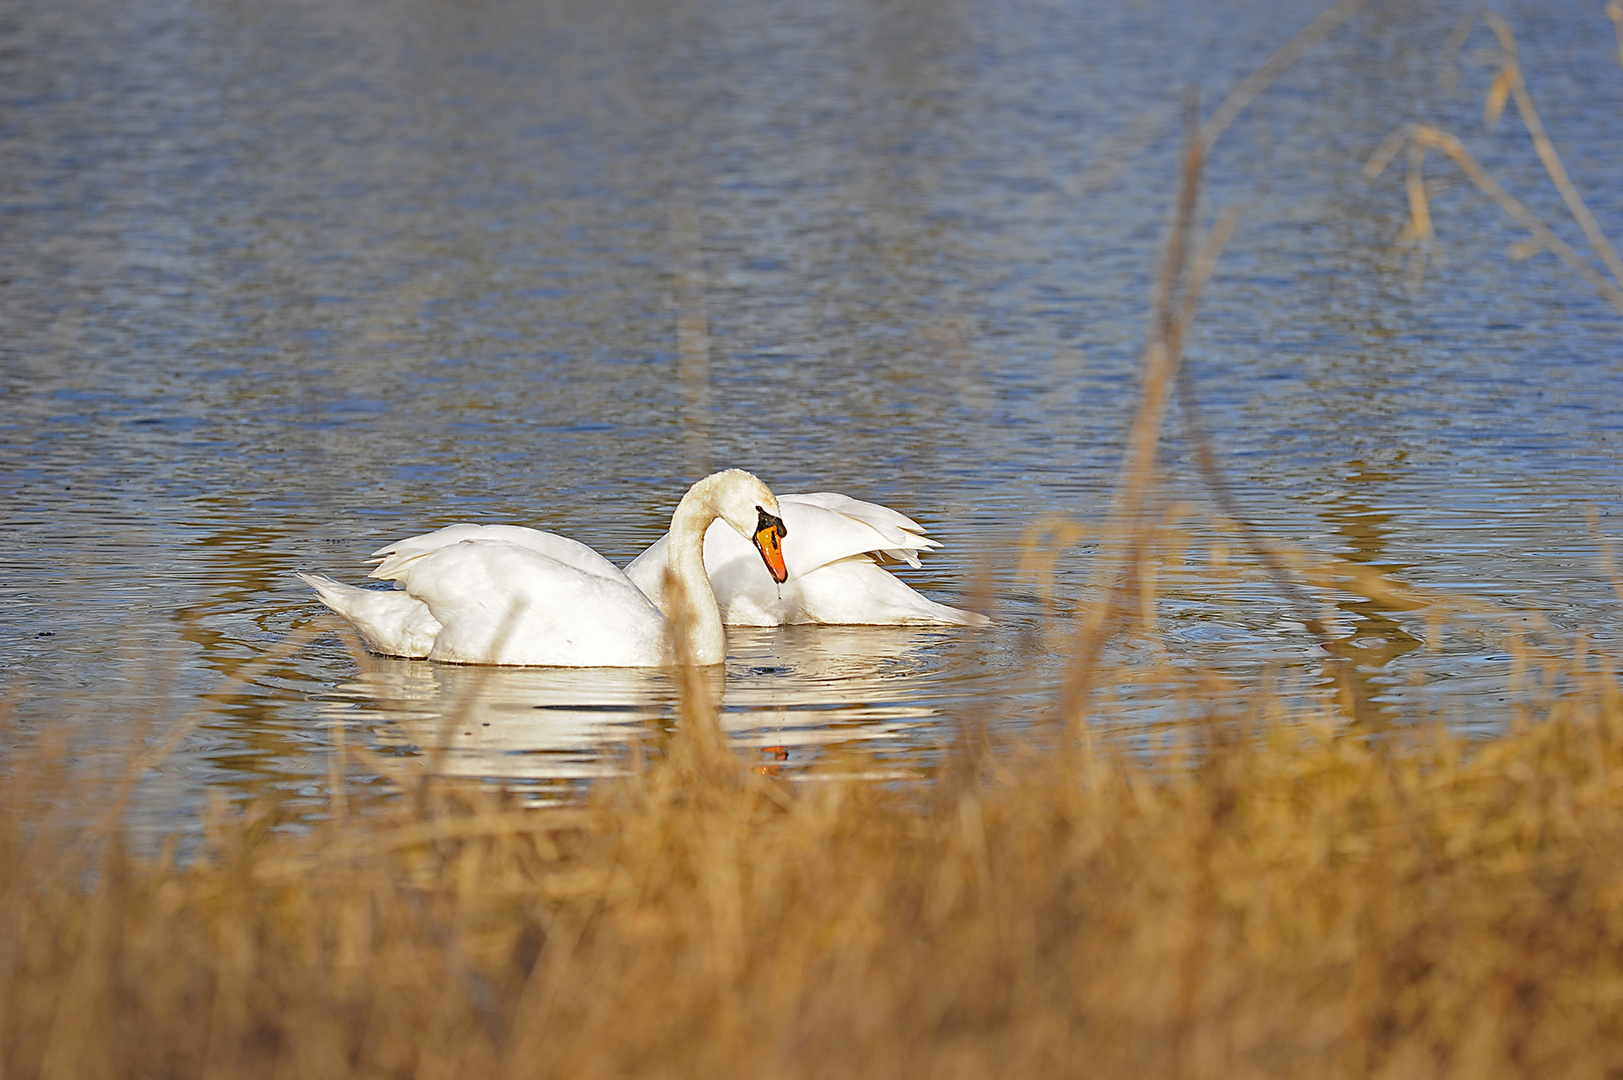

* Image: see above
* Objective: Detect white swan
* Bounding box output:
[298,469,789,667]
[625,492,988,627]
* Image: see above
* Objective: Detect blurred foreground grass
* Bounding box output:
[6,658,1623,1078]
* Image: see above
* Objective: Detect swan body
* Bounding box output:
[625,493,988,627]
[300,470,788,667]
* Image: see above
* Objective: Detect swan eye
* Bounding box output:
[755,506,787,539]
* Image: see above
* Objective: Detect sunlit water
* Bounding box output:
[3,0,1622,829]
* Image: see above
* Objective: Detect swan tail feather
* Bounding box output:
[297,571,441,658]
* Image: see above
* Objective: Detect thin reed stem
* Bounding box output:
[1609,1,1623,73]
[1198,0,1364,151]
[1365,125,1623,315]
[1482,13,1623,289]
[1366,13,1623,316]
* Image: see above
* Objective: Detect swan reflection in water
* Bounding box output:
[320,625,956,783]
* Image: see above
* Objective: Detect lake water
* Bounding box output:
[4,0,1622,829]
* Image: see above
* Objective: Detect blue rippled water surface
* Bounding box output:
[3,0,1622,829]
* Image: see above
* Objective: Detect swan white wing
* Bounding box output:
[776,496,939,571]
[391,540,672,667]
[298,572,442,658]
[779,492,940,566]
[370,523,624,584]
[717,555,990,627]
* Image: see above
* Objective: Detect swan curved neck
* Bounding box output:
[663,476,729,665]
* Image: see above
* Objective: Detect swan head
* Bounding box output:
[700,469,790,584]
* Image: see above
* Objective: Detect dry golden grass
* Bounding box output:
[7,659,1623,1079]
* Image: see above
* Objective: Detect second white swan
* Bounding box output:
[625,491,988,626]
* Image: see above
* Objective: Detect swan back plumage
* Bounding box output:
[370,523,621,583]
[383,539,672,666]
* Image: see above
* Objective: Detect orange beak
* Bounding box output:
[753,509,789,584]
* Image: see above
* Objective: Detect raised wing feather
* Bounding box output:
[776,495,939,570]
[781,492,939,565]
